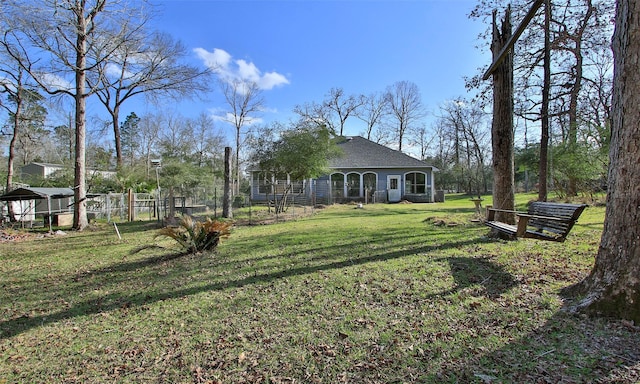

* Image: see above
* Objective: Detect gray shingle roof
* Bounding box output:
[0,187,74,201]
[329,136,435,169]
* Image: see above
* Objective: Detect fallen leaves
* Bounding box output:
[0,229,30,242]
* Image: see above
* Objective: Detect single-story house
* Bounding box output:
[20,162,67,179]
[21,162,116,181]
[249,136,439,204]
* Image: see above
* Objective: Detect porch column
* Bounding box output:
[343,174,348,198]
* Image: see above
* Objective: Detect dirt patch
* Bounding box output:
[233,206,323,226]
[0,229,31,243]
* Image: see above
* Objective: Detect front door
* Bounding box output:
[387,175,402,202]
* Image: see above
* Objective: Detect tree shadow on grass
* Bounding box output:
[417,258,640,384]
[1,234,487,339]
[432,256,519,299]
[428,308,640,383]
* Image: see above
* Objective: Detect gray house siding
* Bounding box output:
[21,162,116,182]
[21,162,65,179]
[319,168,435,203]
[249,136,438,204]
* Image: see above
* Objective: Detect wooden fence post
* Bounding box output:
[127,188,135,221]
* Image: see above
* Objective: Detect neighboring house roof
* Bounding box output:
[26,162,66,169]
[21,162,117,179]
[0,187,75,201]
[330,136,438,170]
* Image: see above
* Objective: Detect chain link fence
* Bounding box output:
[2,182,390,227]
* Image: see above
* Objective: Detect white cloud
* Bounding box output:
[259,71,290,90]
[37,72,73,92]
[105,62,138,81]
[208,107,263,127]
[0,76,17,93]
[194,47,289,90]
[194,47,232,71]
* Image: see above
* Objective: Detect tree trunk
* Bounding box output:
[490,7,516,225]
[74,94,89,230]
[73,11,89,231]
[564,0,640,322]
[235,124,241,196]
[223,146,233,219]
[113,107,123,169]
[5,86,21,222]
[567,0,594,197]
[6,131,17,221]
[539,0,551,202]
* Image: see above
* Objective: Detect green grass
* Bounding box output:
[1,194,638,383]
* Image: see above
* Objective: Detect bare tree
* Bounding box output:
[564,0,640,323]
[137,112,163,177]
[89,30,211,168]
[158,112,192,160]
[190,112,226,168]
[356,92,389,141]
[437,98,490,195]
[293,101,335,133]
[53,115,76,164]
[0,60,47,220]
[2,0,143,230]
[545,0,596,196]
[385,81,424,152]
[294,88,365,137]
[219,79,264,195]
[323,87,364,136]
[0,60,28,194]
[470,0,614,197]
[410,125,433,161]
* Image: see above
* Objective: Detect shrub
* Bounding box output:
[156,215,232,254]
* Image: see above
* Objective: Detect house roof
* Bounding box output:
[330,136,438,170]
[24,162,65,168]
[0,187,75,201]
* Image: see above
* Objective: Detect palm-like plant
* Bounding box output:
[156,216,232,254]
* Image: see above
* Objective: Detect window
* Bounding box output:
[254,172,272,194]
[290,179,305,194]
[405,172,427,194]
[363,173,377,192]
[331,173,344,198]
[346,173,360,197]
[273,172,289,194]
[254,172,292,194]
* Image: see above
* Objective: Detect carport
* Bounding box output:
[0,187,75,230]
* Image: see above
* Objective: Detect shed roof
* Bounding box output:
[0,187,75,201]
[330,136,438,170]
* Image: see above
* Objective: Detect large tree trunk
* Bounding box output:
[74,97,89,230]
[112,107,123,169]
[539,0,551,202]
[5,87,21,222]
[564,0,640,322]
[73,11,89,231]
[490,7,516,225]
[6,132,17,221]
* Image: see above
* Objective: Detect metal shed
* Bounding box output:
[0,187,75,230]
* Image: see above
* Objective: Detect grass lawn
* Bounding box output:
[1,193,639,383]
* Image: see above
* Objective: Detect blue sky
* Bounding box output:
[129,0,490,138]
